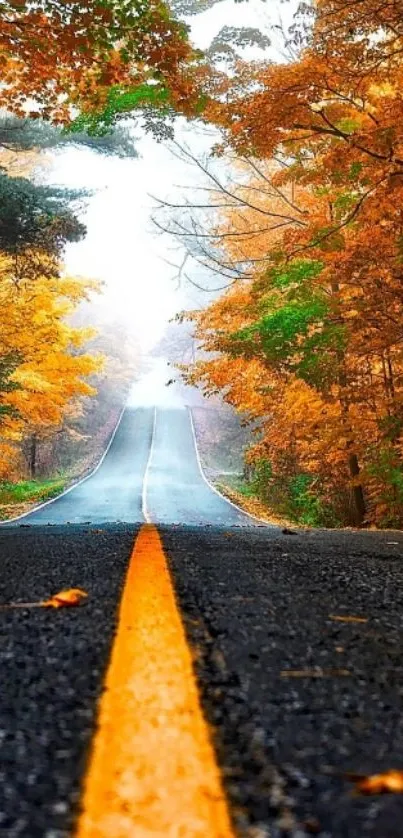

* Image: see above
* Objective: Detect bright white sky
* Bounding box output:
[48,0,297,352]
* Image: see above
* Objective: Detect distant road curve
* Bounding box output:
[1,407,263,527]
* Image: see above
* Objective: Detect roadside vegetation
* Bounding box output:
[0,478,66,506]
[0,478,67,521]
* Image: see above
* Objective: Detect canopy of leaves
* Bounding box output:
[69,82,173,137]
[0,0,195,125]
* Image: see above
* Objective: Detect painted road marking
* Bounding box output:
[76,524,235,838]
[142,406,157,524]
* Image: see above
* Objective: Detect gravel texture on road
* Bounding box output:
[2,523,403,838]
[161,525,403,838]
[0,524,138,838]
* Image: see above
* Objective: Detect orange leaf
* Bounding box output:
[43,588,88,608]
[350,770,403,795]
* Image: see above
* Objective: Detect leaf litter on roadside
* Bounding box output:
[0,588,88,610]
[43,588,88,608]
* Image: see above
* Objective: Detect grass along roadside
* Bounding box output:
[0,478,67,520]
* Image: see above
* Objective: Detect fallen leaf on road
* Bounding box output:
[0,588,88,610]
[43,588,88,608]
[347,770,403,795]
[330,615,368,623]
[281,668,350,678]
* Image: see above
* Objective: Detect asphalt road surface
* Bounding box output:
[4,406,252,527]
[1,402,403,837]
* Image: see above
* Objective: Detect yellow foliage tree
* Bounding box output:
[0,254,102,478]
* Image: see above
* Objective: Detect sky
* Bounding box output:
[48,0,297,353]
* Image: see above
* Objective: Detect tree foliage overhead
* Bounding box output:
[0,0,197,125]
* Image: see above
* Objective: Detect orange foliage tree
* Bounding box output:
[0,0,201,129]
[179,1,403,527]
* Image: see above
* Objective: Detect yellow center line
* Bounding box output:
[76,524,235,838]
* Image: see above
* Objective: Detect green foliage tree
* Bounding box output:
[0,172,86,279]
[0,114,139,158]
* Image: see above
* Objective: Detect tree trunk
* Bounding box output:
[329,278,366,526]
[29,434,37,479]
[340,397,366,526]
[347,450,366,526]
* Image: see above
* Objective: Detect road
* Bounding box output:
[5,406,253,527]
[1,392,403,837]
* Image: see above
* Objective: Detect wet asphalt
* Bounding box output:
[1,404,403,836]
[4,407,251,528]
[3,408,154,526]
[146,408,252,526]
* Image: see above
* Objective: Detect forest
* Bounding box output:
[0,0,402,527]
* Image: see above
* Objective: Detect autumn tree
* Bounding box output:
[171,0,403,527]
[0,0,202,133]
[0,254,102,478]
